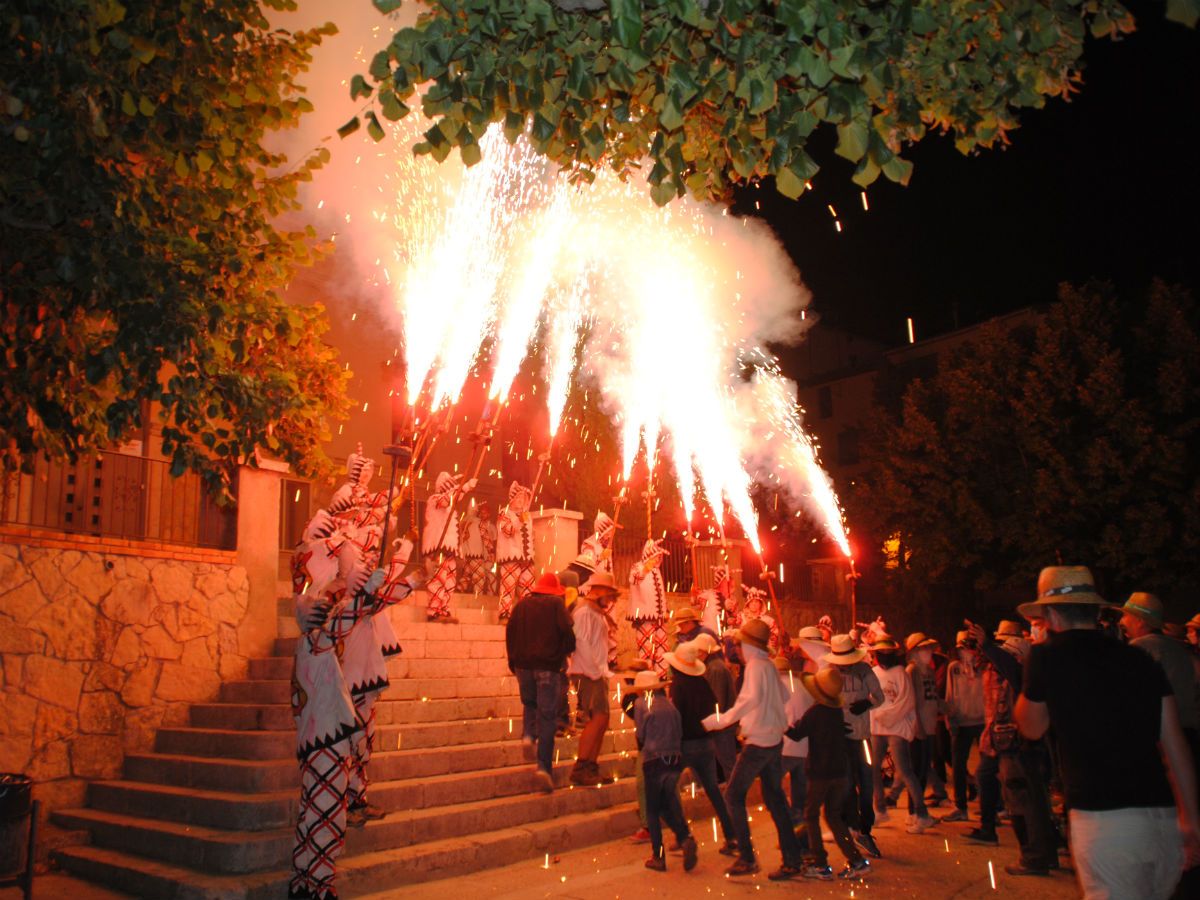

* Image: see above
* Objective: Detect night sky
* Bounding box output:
[737,2,1200,350]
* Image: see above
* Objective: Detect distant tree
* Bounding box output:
[355,0,1196,205]
[850,281,1200,602]
[0,0,347,495]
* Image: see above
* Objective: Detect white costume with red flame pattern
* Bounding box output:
[496,482,534,619]
[627,539,670,676]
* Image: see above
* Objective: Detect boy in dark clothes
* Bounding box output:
[622,670,699,871]
[785,667,871,882]
[665,641,738,854]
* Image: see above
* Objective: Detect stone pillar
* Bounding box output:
[529,508,583,577]
[235,462,286,660]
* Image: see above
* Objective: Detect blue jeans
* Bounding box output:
[681,737,735,841]
[644,756,689,858]
[872,733,928,816]
[723,742,804,867]
[516,668,565,775]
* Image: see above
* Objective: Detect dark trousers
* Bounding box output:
[644,756,689,858]
[724,742,804,867]
[682,737,735,841]
[516,668,564,775]
[781,754,807,824]
[805,776,864,868]
[976,751,1000,832]
[1000,749,1057,870]
[951,724,983,811]
[712,727,738,783]
[934,720,951,786]
[843,738,876,835]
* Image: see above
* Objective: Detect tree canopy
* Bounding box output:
[0,0,347,494]
[849,281,1200,603]
[357,0,1197,205]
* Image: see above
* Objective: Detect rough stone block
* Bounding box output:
[0,691,38,736]
[1,579,47,624]
[79,690,123,734]
[120,659,160,706]
[156,663,221,704]
[28,738,71,781]
[424,640,471,659]
[64,552,112,603]
[29,596,101,660]
[0,735,30,773]
[25,653,84,709]
[101,579,155,627]
[71,734,124,778]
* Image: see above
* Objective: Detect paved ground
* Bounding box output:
[360,807,1080,900]
[5,810,1081,900]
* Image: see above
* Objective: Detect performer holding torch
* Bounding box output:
[496,481,535,621]
[422,471,476,623]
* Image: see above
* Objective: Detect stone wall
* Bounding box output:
[0,539,250,820]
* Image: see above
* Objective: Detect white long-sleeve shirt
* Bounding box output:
[870,664,918,741]
[702,645,788,747]
[567,601,611,680]
[782,672,815,758]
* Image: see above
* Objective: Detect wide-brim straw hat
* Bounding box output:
[673,607,702,627]
[994,620,1024,641]
[905,632,938,654]
[823,633,866,666]
[1017,566,1110,620]
[871,634,900,651]
[691,633,721,657]
[1186,613,1200,631]
[632,670,667,691]
[735,618,773,653]
[1121,592,1164,629]
[663,642,706,677]
[796,625,828,644]
[802,668,844,708]
[581,571,618,595]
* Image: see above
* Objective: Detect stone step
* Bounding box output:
[272,619,507,658]
[53,808,290,875]
[219,679,291,704]
[87,780,295,831]
[245,654,515,683]
[190,702,294,732]
[372,714,627,751]
[156,727,295,760]
[54,844,285,900]
[124,752,298,792]
[377,695,523,725]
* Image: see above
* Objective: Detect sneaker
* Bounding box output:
[725,858,760,876]
[1004,863,1050,877]
[630,827,651,844]
[964,828,999,845]
[767,864,802,881]
[927,793,949,807]
[855,832,881,859]
[682,836,698,871]
[534,769,554,793]
[801,863,834,881]
[521,737,535,762]
[717,840,739,857]
[645,856,667,871]
[873,807,891,824]
[905,813,916,827]
[839,859,871,880]
[906,814,935,834]
[940,808,968,823]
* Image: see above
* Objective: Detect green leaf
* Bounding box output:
[369,50,393,81]
[351,74,373,101]
[373,0,403,12]
[881,155,913,185]
[196,151,214,172]
[93,0,126,28]
[503,110,526,143]
[851,156,880,187]
[174,153,189,177]
[610,0,644,49]
[337,116,361,138]
[1165,0,1199,27]
[121,91,137,117]
[137,95,156,117]
[460,140,482,166]
[379,89,408,121]
[835,120,869,162]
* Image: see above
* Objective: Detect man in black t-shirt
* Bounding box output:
[1014,566,1199,899]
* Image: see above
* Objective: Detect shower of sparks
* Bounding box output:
[363,111,847,553]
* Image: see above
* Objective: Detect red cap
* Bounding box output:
[531,572,565,597]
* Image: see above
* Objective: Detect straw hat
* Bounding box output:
[530,572,565,597]
[1187,613,1200,632]
[632,670,667,691]
[802,668,844,708]
[1121,592,1164,629]
[582,572,618,596]
[954,630,971,648]
[796,625,828,645]
[823,633,867,666]
[905,632,938,654]
[673,607,702,627]
[691,633,720,658]
[994,620,1024,641]
[1017,566,1110,620]
[735,618,773,653]
[871,634,900,651]
[664,642,706,677]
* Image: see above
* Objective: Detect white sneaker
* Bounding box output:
[534,769,554,793]
[906,815,936,834]
[940,808,969,823]
[905,814,916,827]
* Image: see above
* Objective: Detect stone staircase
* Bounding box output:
[51,592,649,899]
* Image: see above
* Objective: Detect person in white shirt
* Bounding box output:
[869,635,934,833]
[567,573,617,787]
[780,651,814,824]
[702,619,805,880]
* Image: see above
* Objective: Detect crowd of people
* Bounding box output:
[288,457,1199,898]
[506,553,1200,896]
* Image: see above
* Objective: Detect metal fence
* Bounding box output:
[0,452,236,550]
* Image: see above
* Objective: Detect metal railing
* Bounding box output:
[0,451,237,550]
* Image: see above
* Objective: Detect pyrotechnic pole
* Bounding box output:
[377,443,413,566]
[847,558,860,632]
[529,449,551,504]
[611,484,629,529]
[429,404,499,553]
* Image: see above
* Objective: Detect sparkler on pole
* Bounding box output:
[529,448,552,503]
[377,443,412,566]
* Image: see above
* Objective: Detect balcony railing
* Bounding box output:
[0,451,237,550]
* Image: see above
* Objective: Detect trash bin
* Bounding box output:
[0,773,35,898]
